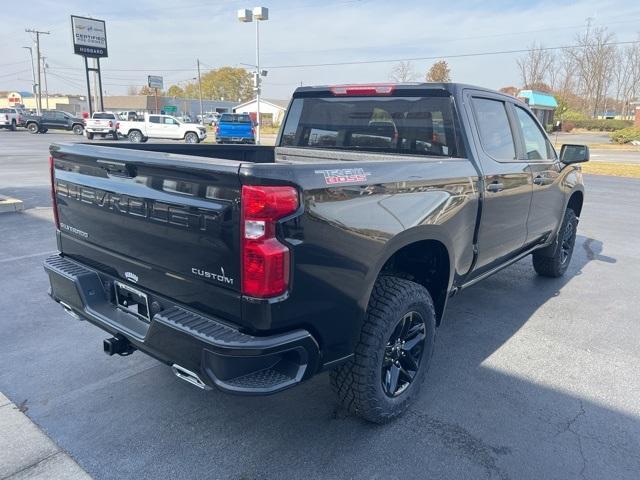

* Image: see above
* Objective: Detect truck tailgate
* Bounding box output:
[50,143,243,322]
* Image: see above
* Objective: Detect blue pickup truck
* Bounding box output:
[215,113,255,144]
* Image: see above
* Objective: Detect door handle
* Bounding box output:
[486,182,504,193]
[533,175,546,185]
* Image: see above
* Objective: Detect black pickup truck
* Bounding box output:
[45,83,588,423]
[25,110,85,135]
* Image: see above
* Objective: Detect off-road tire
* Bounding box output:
[330,276,436,423]
[532,208,578,278]
[72,124,84,135]
[27,122,39,134]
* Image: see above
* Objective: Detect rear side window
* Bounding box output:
[149,116,160,124]
[514,106,555,160]
[220,114,252,123]
[280,95,458,157]
[472,98,516,161]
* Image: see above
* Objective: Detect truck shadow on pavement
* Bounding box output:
[2,202,637,480]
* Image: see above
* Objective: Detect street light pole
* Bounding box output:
[22,47,37,109]
[238,7,269,145]
[41,55,50,110]
[197,59,204,124]
[255,16,261,144]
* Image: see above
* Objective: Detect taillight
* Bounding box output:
[215,125,220,134]
[3,115,7,121]
[115,122,120,129]
[49,156,60,229]
[108,121,113,128]
[251,127,256,136]
[82,118,86,125]
[330,84,396,96]
[241,185,298,298]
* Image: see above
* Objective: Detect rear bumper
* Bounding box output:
[216,137,255,144]
[43,254,320,395]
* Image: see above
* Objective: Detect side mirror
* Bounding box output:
[560,144,589,164]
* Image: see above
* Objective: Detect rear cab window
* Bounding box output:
[220,114,252,124]
[280,92,459,157]
[93,113,116,119]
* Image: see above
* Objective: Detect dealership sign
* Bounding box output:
[148,76,164,89]
[71,15,108,57]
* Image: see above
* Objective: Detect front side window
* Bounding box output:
[514,106,554,160]
[281,94,458,157]
[163,117,178,125]
[472,98,516,161]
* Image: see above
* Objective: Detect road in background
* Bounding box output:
[1,130,639,479]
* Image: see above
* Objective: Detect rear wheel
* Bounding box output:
[86,132,94,140]
[532,208,578,277]
[185,132,199,143]
[330,276,436,423]
[27,122,39,134]
[10,120,16,131]
[128,130,143,143]
[112,131,118,140]
[72,124,83,135]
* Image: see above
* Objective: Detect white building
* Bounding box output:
[234,98,289,126]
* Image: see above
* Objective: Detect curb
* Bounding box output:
[0,392,92,479]
[0,195,24,214]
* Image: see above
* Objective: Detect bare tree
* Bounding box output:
[516,42,554,88]
[617,39,640,118]
[126,85,138,95]
[389,61,418,82]
[566,26,616,117]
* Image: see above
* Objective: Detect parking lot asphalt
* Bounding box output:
[1,129,639,479]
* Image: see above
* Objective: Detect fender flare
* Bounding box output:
[358,225,456,312]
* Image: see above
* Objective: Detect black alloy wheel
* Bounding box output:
[382,311,427,397]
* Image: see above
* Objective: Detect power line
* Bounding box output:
[263,39,640,69]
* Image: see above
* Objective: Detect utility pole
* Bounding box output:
[25,29,50,115]
[41,55,50,110]
[197,59,204,124]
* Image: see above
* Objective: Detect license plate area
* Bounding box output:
[114,281,151,322]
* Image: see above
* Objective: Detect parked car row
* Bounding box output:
[1,108,257,144]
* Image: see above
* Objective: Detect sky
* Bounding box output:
[1,0,639,101]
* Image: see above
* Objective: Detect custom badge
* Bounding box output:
[315,168,370,185]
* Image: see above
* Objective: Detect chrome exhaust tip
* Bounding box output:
[171,364,211,390]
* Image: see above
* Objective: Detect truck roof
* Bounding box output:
[292,82,508,99]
